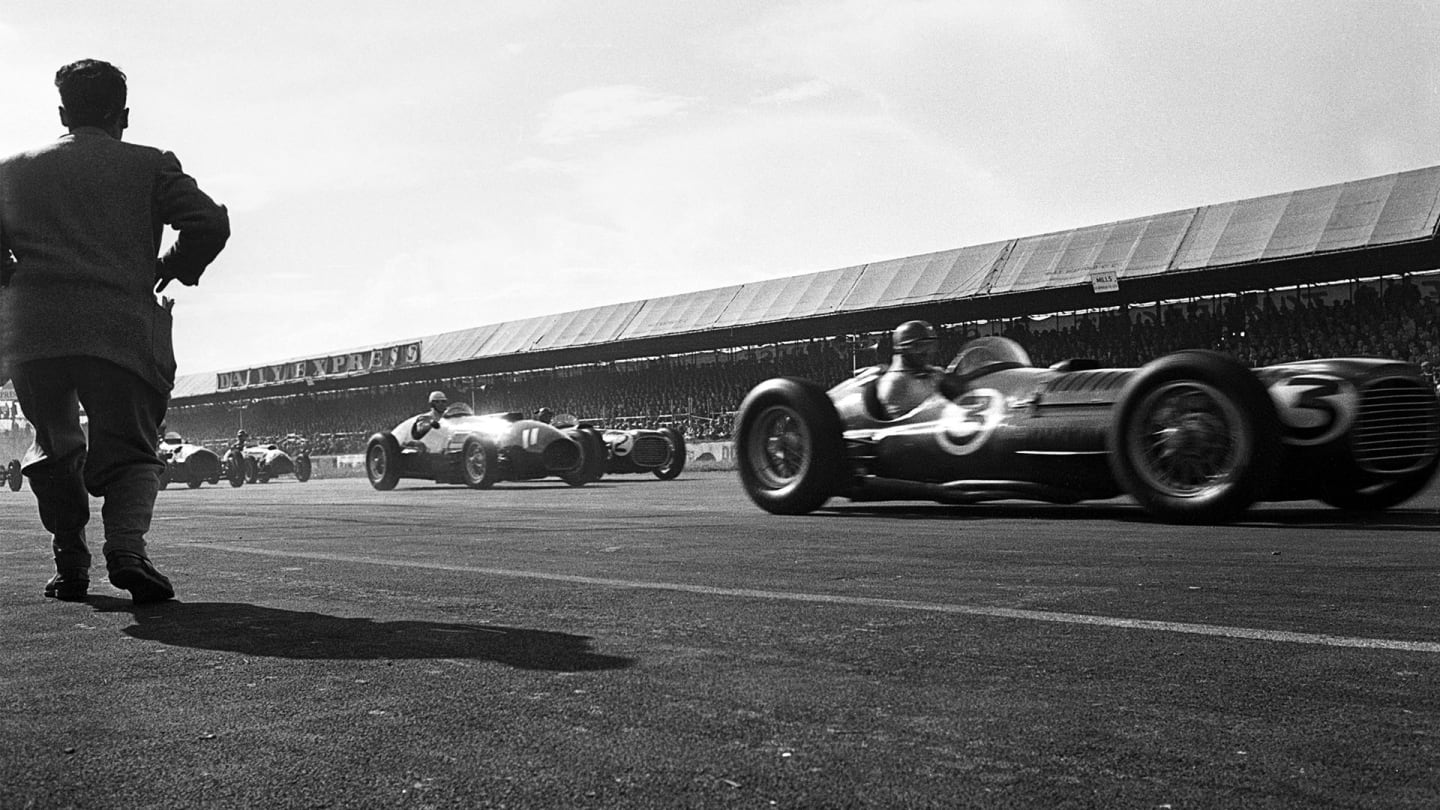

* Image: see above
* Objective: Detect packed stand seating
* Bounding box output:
[165,276,1440,448]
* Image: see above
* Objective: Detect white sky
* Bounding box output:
[2,1,1438,376]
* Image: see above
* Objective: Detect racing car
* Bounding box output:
[2,459,21,492]
[597,426,686,480]
[734,336,1440,524]
[241,439,313,483]
[157,432,244,489]
[364,403,605,490]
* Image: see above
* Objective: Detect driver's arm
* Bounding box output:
[936,368,966,400]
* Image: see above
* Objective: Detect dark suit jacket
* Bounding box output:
[0,127,229,392]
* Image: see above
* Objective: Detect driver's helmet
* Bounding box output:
[535,407,554,424]
[893,320,937,365]
[162,431,184,445]
[428,390,447,410]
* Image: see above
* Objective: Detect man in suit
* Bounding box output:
[0,59,230,603]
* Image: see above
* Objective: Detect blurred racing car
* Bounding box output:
[2,458,22,492]
[597,426,686,480]
[734,336,1440,524]
[364,403,604,490]
[242,439,312,483]
[157,432,242,489]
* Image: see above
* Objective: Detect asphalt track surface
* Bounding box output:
[3,469,1440,809]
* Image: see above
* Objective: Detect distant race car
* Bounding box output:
[734,336,1440,524]
[364,404,605,490]
[242,441,313,483]
[2,458,22,492]
[158,432,244,489]
[597,426,686,480]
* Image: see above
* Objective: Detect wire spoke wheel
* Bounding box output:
[1128,381,1247,499]
[748,405,811,489]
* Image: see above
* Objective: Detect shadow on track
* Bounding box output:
[87,597,634,672]
[821,501,1440,532]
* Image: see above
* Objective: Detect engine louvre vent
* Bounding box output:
[1353,378,1440,474]
[631,435,670,467]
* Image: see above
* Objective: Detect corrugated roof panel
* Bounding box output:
[843,255,942,309]
[841,243,1007,309]
[1043,222,1112,288]
[1205,192,1292,266]
[714,266,863,328]
[1120,210,1196,278]
[423,323,504,364]
[1173,202,1238,270]
[1369,166,1440,245]
[620,286,742,340]
[1314,174,1397,251]
[1085,219,1145,278]
[172,374,215,398]
[988,230,1072,294]
[1260,185,1343,259]
[532,301,642,350]
[479,314,556,356]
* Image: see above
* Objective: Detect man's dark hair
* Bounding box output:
[55,59,127,127]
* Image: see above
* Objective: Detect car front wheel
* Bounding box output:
[652,427,686,480]
[735,377,846,515]
[1109,351,1280,524]
[366,434,402,491]
[461,436,499,489]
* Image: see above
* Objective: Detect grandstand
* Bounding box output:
[151,165,1440,453]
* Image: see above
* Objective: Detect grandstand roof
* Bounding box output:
[174,164,1440,401]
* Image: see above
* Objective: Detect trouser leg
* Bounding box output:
[71,359,168,561]
[10,363,92,571]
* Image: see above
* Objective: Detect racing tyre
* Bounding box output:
[652,427,686,480]
[245,456,260,484]
[1319,454,1440,512]
[295,455,312,483]
[562,429,605,486]
[735,377,846,515]
[366,434,403,491]
[225,455,246,487]
[7,459,21,491]
[1109,351,1281,524]
[460,435,499,489]
[187,472,203,489]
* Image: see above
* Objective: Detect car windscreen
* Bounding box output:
[948,337,1033,377]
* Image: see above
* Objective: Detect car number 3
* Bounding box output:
[1268,374,1357,446]
[936,388,1005,456]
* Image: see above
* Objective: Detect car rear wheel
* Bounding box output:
[295,455,312,482]
[461,436,499,489]
[562,429,606,486]
[225,454,246,487]
[1109,351,1280,524]
[652,427,686,480]
[1320,454,1439,512]
[7,459,22,491]
[366,434,402,491]
[187,472,203,489]
[735,377,846,515]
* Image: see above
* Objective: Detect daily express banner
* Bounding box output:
[217,341,422,391]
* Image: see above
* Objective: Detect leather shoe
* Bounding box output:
[44,570,90,601]
[107,554,175,605]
